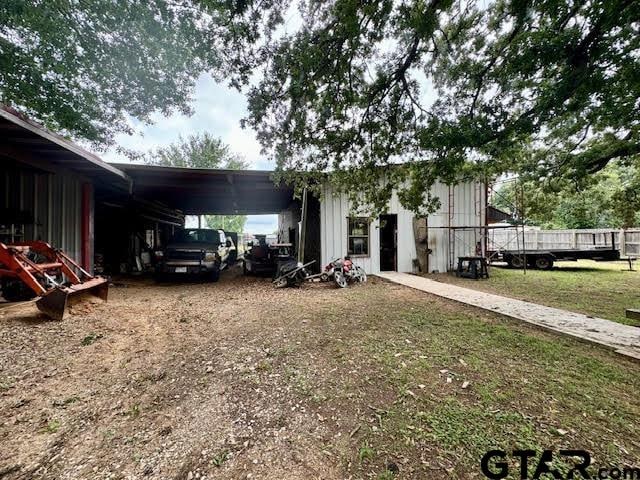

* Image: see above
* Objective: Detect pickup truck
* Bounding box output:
[155,228,235,281]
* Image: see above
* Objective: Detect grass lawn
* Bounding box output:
[424,260,640,326]
[1,271,639,479]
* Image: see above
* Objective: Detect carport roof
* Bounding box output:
[0,107,131,190]
[113,163,295,215]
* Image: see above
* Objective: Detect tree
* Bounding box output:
[145,133,250,232]
[5,0,639,217]
[235,0,640,214]
[0,0,281,148]
[204,215,246,233]
[492,162,640,229]
[146,133,246,169]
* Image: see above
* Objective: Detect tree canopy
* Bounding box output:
[493,162,640,229]
[145,133,250,232]
[0,0,281,148]
[2,0,639,216]
[238,0,640,214]
[145,133,247,170]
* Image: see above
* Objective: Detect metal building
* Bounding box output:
[1,106,487,278]
[320,181,486,274]
[0,107,130,270]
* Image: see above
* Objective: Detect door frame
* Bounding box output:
[379,214,398,271]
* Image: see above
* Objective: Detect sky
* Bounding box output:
[102,74,279,235]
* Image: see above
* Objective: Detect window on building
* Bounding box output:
[347,217,370,256]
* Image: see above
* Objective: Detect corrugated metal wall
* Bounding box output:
[1,164,83,263]
[320,180,485,274]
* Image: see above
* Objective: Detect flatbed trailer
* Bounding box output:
[491,247,620,270]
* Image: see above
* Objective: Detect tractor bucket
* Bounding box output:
[36,277,109,321]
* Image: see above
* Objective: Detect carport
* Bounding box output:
[114,164,294,215]
[105,163,321,273]
[0,104,319,276]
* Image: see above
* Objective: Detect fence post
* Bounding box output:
[572,231,577,249]
[620,229,626,257]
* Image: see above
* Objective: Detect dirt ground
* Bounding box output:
[1,267,639,480]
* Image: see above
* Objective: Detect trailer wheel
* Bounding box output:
[535,256,554,270]
[507,255,525,269]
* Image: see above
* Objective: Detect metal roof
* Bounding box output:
[0,106,294,215]
[114,163,295,215]
[0,107,131,190]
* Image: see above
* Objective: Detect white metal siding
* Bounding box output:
[320,180,485,274]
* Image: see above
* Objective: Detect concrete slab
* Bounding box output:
[376,272,640,361]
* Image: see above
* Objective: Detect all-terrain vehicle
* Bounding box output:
[322,256,367,288]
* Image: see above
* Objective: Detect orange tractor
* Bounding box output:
[0,241,108,320]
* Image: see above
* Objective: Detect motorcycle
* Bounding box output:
[323,256,367,288]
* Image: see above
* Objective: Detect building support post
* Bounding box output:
[298,188,308,264]
[81,182,93,272]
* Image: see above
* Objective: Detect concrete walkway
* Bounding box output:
[377,272,640,361]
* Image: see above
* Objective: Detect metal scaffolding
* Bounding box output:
[435,177,528,272]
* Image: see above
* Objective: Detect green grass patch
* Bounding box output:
[81,332,103,346]
[338,287,640,477]
[425,260,640,325]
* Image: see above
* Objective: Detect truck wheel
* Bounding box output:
[507,255,525,269]
[211,267,220,283]
[535,256,554,270]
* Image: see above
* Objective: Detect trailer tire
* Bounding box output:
[507,255,525,269]
[535,256,554,270]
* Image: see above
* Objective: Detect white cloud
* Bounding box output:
[100,73,273,170]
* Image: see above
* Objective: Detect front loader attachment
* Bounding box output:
[36,277,109,321]
[1,241,109,321]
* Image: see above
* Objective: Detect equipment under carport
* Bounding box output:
[0,241,108,320]
[243,237,294,276]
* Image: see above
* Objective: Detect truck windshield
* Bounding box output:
[171,229,218,244]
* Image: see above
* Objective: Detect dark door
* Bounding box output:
[379,214,397,271]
